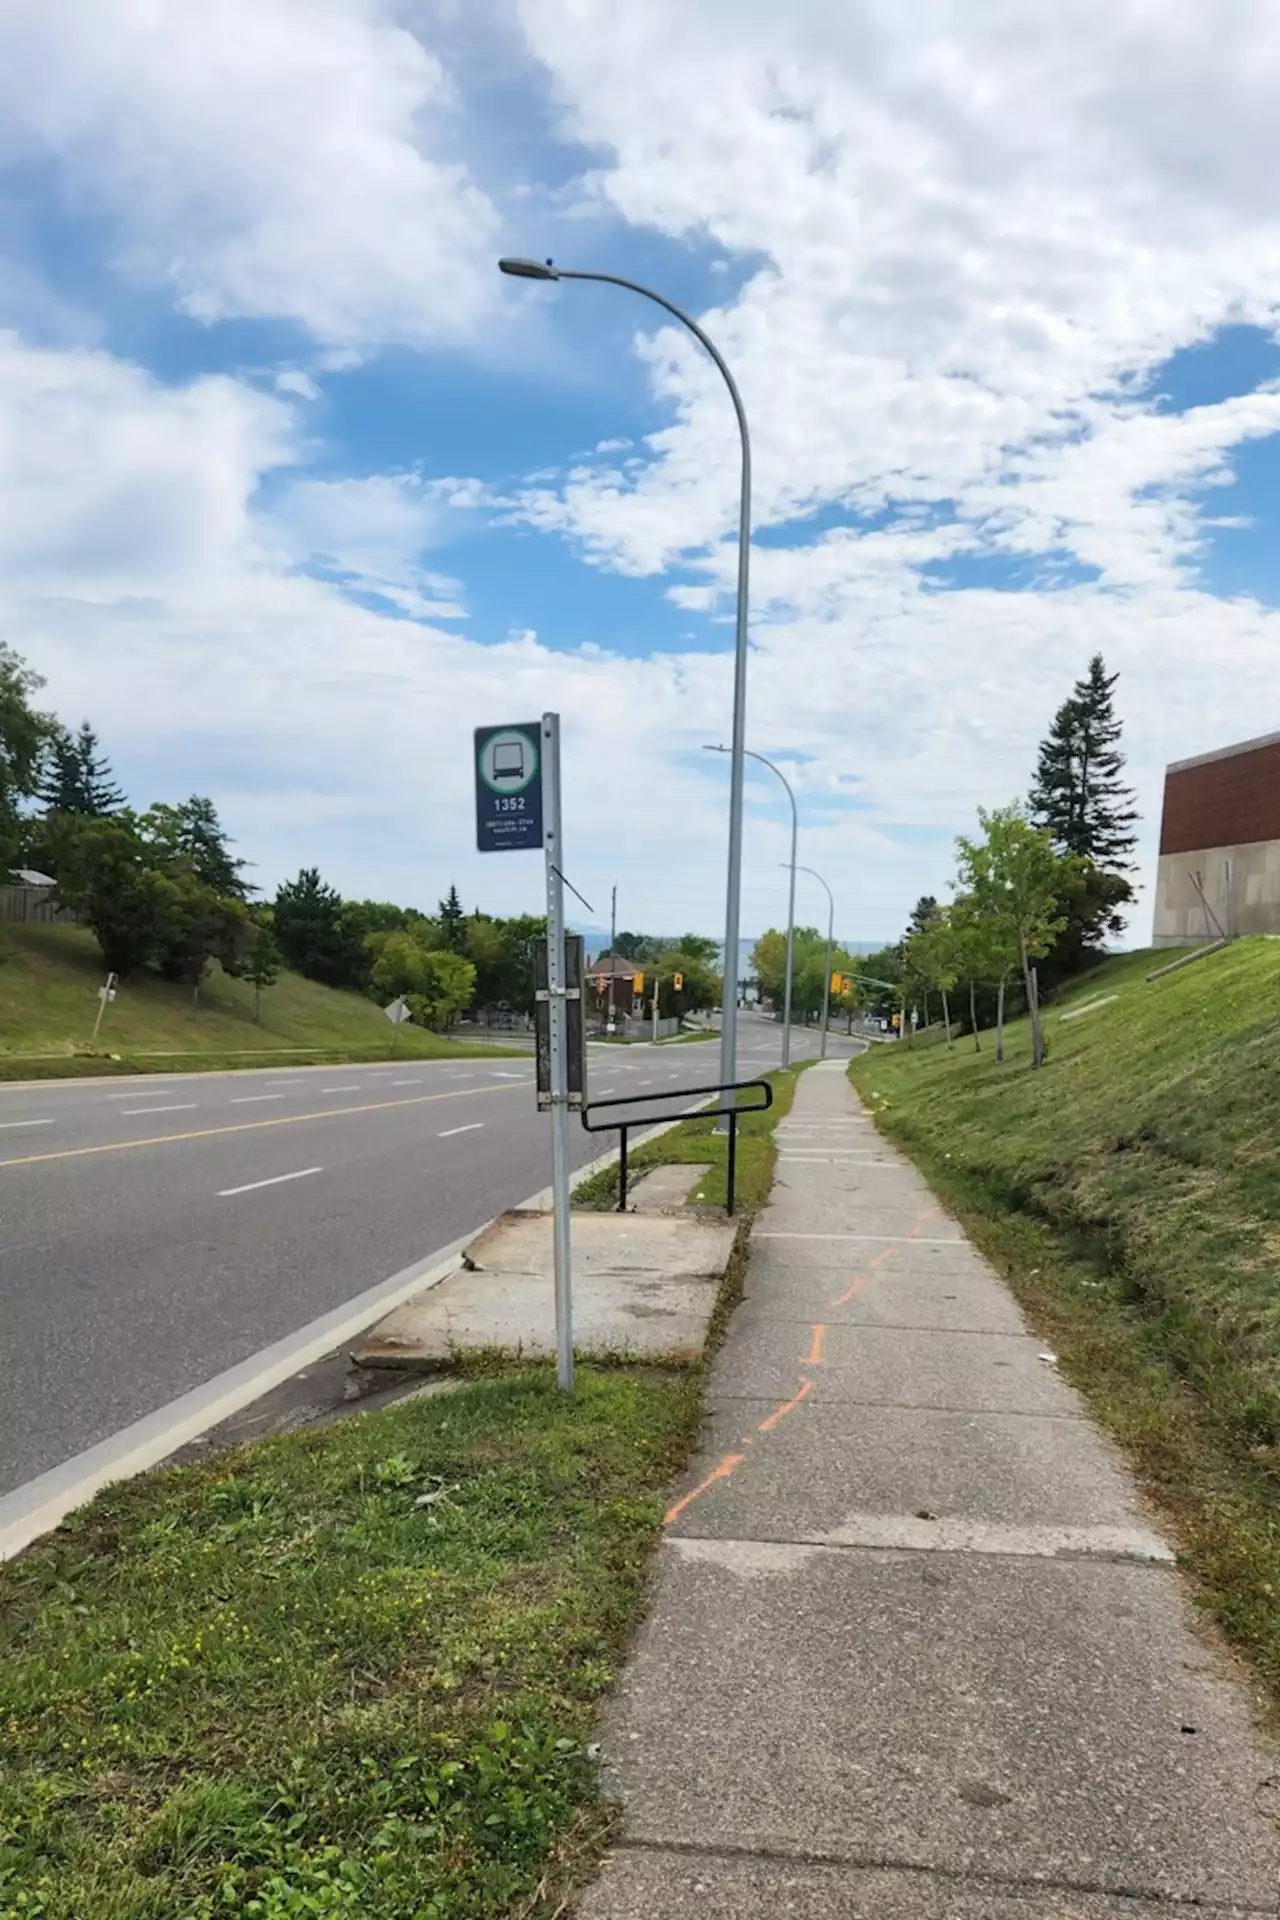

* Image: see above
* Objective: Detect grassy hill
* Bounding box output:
[0,923,513,1077]
[851,938,1280,1699]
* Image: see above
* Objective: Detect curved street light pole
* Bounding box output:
[793,862,835,1060]
[499,258,751,1097]
[705,744,796,1068]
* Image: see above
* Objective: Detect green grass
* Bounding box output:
[0,924,515,1077]
[0,1368,702,1918]
[574,1062,810,1214]
[850,938,1280,1704]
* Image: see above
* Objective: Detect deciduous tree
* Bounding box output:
[956,806,1073,1069]
[0,644,55,878]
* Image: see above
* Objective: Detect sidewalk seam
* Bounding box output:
[604,1837,1279,1913]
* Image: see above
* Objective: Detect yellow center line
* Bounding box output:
[0,1083,520,1172]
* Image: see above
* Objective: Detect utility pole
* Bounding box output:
[607,883,617,1033]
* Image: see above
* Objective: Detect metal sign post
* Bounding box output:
[475,711,575,1390]
[540,713,574,1390]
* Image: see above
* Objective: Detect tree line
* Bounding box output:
[0,642,546,1028]
[859,654,1139,1064]
[746,655,1138,1065]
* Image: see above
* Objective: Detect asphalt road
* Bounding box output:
[1,1017,861,1498]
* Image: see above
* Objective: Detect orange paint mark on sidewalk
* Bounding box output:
[869,1244,898,1271]
[907,1206,941,1238]
[663,1451,746,1527]
[804,1323,826,1365]
[758,1378,815,1432]
[832,1274,866,1307]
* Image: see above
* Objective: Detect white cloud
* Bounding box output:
[488,0,1280,933]
[0,0,499,348]
[512,0,1280,584]
[264,473,476,618]
[11,5,1280,943]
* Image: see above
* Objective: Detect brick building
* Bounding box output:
[1153,730,1280,944]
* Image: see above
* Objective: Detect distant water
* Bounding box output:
[578,929,886,967]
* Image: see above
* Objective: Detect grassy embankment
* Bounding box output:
[0,923,514,1079]
[0,1062,806,1916]
[850,939,1280,1702]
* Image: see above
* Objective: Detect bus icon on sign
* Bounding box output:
[492,740,526,783]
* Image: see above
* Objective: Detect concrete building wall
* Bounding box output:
[1152,839,1280,945]
[1153,728,1280,944]
[1159,725,1280,944]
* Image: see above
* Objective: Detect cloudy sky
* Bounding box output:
[4,0,1280,945]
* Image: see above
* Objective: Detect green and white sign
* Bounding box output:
[474,722,543,851]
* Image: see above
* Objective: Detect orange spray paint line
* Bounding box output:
[664,1451,746,1527]
[758,1378,815,1432]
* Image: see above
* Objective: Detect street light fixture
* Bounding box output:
[705,744,796,1068]
[499,255,753,1097]
[788,862,836,1060]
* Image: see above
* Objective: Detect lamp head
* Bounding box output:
[498,257,561,280]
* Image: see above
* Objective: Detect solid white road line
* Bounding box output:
[230,1094,284,1104]
[438,1122,483,1138]
[119,1103,198,1117]
[0,1118,54,1129]
[218,1166,322,1198]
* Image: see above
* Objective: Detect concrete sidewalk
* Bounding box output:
[582,1061,1280,1917]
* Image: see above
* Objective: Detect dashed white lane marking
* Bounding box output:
[218,1166,322,1198]
[0,1118,54,1129]
[391,1078,422,1086]
[490,1071,523,1079]
[230,1094,285,1105]
[119,1103,198,1117]
[319,1085,360,1093]
[265,1079,305,1088]
[438,1122,484,1138]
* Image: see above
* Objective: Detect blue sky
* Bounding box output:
[4,0,1280,945]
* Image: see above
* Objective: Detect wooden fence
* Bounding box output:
[0,885,77,926]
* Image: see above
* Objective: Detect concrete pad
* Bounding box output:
[740,1252,1029,1333]
[580,1849,1226,1918]
[597,1543,1280,1907]
[709,1322,1081,1417]
[667,1402,1149,1542]
[625,1162,712,1212]
[352,1208,735,1368]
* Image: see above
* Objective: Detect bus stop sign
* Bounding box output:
[475,722,543,852]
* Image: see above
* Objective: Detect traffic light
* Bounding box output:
[673,972,684,991]
[633,969,645,995]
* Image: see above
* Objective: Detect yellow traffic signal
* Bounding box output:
[633,969,645,994]
[673,971,684,991]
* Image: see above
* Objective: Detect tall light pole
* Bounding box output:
[792,862,835,1060]
[705,744,796,1068]
[499,256,752,1096]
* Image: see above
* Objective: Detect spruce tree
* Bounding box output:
[438,884,466,950]
[1030,655,1138,870]
[39,721,123,816]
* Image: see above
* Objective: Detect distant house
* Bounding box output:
[1153,729,1280,944]
[1,869,75,925]
[586,953,643,1011]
